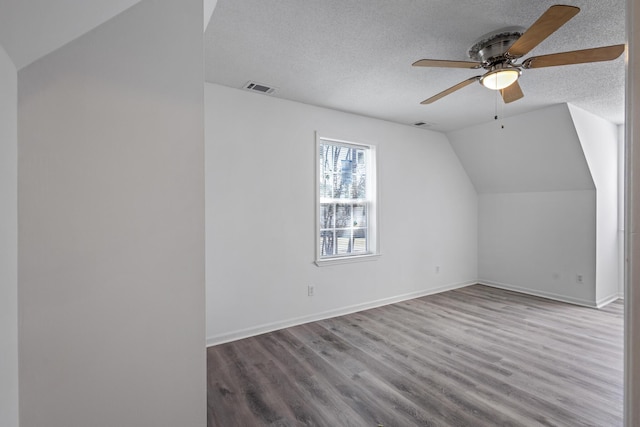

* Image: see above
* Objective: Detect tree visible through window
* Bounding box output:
[317,137,376,261]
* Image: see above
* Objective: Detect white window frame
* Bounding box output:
[315,133,379,266]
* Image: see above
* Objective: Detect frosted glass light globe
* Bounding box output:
[480,68,520,90]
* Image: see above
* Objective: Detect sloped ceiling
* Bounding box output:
[0,0,218,69]
[205,0,625,132]
[447,104,594,193]
[0,0,144,69]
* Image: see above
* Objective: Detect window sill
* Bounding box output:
[314,253,380,267]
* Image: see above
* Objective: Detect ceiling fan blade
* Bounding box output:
[523,44,625,68]
[421,76,481,104]
[507,5,580,58]
[501,81,524,104]
[413,59,482,69]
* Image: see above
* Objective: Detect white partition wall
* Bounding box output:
[17,1,205,426]
[0,42,18,427]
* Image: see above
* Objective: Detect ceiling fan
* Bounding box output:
[413,5,625,105]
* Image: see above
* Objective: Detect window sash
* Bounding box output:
[316,135,377,262]
[319,200,369,257]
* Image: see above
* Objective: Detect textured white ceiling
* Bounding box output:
[204,0,625,132]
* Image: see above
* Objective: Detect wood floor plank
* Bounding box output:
[351,304,589,426]
[321,315,533,426]
[289,322,473,426]
[258,330,372,426]
[207,285,623,426]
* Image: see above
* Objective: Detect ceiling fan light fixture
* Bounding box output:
[480,67,521,90]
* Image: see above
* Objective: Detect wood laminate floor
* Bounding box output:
[207,285,623,426]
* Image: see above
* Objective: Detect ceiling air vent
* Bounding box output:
[413,121,433,128]
[243,81,276,95]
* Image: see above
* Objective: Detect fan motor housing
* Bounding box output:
[468,28,525,65]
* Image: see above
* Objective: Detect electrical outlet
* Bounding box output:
[576,274,584,284]
[308,284,315,296]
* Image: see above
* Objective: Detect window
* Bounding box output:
[316,135,378,265]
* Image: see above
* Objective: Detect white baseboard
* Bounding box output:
[206,280,476,347]
[596,293,623,308]
[478,279,599,308]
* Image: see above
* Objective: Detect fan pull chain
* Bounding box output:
[500,92,505,129]
[494,90,505,129]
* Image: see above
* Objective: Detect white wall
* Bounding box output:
[205,83,478,345]
[17,1,205,426]
[0,42,18,427]
[204,0,218,30]
[478,191,597,305]
[448,104,599,305]
[568,104,620,304]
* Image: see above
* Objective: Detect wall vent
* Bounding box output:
[243,81,276,94]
